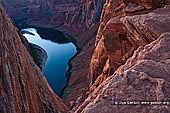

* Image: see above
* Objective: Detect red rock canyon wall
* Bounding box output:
[0,5,68,113]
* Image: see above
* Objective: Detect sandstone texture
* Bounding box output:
[0,1,106,107]
[1,0,170,113]
[0,0,105,37]
[88,0,170,95]
[0,5,68,113]
[63,30,96,108]
[75,32,170,113]
[73,0,170,112]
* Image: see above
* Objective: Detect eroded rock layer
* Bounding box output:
[75,32,170,113]
[0,0,105,36]
[73,1,170,112]
[88,0,170,96]
[1,0,170,113]
[0,1,106,107]
[0,5,68,113]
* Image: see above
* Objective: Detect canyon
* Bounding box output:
[22,28,77,94]
[0,0,170,113]
[0,1,106,105]
[0,5,68,113]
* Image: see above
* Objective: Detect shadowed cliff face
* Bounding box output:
[0,5,68,113]
[0,0,53,20]
[0,0,106,46]
[0,0,29,20]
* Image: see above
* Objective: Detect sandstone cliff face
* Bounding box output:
[0,0,106,108]
[0,5,68,113]
[75,32,170,113]
[73,1,170,112]
[88,0,170,94]
[2,1,170,113]
[0,0,29,20]
[0,0,105,36]
[0,0,53,21]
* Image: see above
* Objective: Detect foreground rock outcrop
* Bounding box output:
[88,0,170,96]
[71,0,170,112]
[0,5,68,113]
[75,32,170,113]
[69,1,170,112]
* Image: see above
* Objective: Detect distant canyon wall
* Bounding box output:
[0,0,105,33]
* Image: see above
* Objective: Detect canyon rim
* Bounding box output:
[1,0,170,113]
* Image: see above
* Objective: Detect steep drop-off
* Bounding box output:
[88,0,170,95]
[71,0,170,112]
[1,0,170,113]
[0,1,106,107]
[75,32,170,113]
[0,5,68,113]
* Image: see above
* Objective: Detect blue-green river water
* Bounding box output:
[22,28,76,94]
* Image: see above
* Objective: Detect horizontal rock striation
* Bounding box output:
[0,0,105,37]
[0,0,29,20]
[0,5,68,113]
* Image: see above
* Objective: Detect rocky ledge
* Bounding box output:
[63,2,170,110]
[74,1,170,113]
[75,32,170,113]
[87,0,170,98]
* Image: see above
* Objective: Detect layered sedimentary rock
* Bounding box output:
[0,5,68,113]
[0,1,106,106]
[2,1,170,113]
[0,0,54,21]
[75,32,170,113]
[0,0,106,65]
[0,0,105,37]
[88,0,170,95]
[0,0,29,20]
[73,2,170,112]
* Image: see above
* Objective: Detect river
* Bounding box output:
[22,28,77,95]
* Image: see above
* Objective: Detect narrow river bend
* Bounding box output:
[22,28,77,95]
